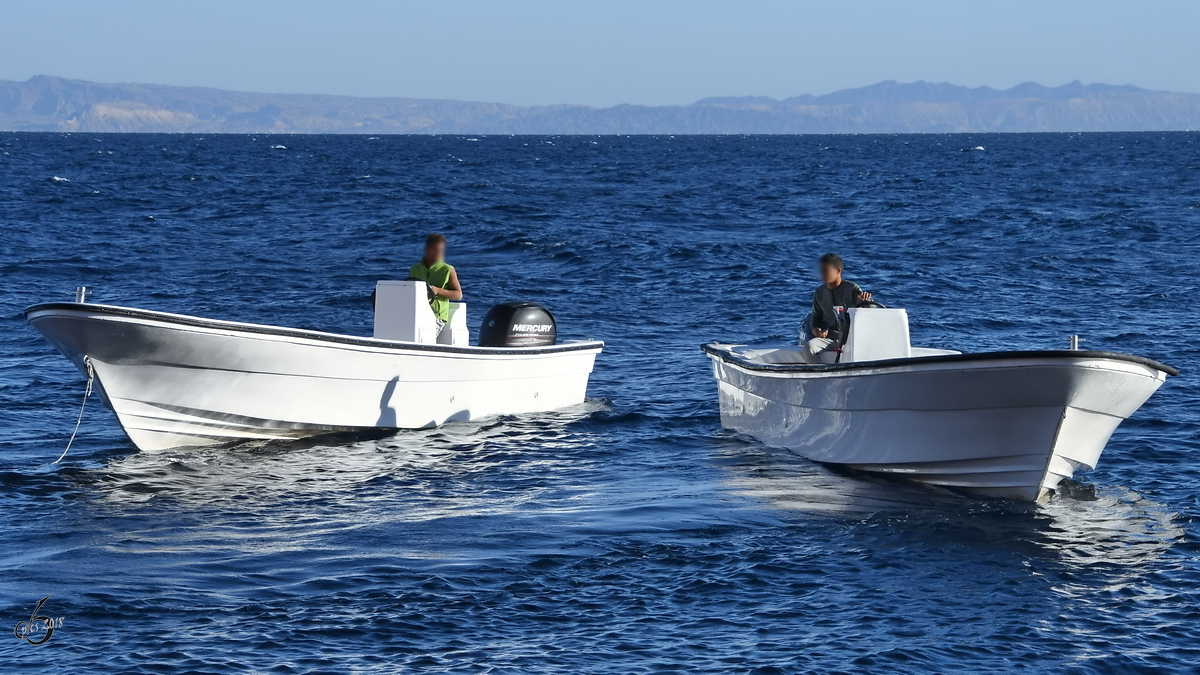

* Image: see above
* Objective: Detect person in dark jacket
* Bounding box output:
[802,253,873,363]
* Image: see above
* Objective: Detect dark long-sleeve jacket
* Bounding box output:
[811,280,864,334]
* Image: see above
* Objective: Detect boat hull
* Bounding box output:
[27,304,602,451]
[704,345,1171,501]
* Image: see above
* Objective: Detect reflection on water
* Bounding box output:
[716,437,1184,573]
[716,434,1012,514]
[86,400,610,517]
[7,403,1195,673]
[1040,488,1184,569]
[88,408,1188,580]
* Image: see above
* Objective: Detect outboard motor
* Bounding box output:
[478,301,557,347]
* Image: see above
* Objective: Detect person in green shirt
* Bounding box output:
[408,233,463,330]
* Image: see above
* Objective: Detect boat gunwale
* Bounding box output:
[25,302,604,357]
[701,342,1178,377]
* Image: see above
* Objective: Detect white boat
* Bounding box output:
[703,307,1176,501]
[26,281,603,452]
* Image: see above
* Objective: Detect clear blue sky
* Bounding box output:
[3,0,1198,107]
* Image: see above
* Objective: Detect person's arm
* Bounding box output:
[811,294,827,339]
[430,268,463,301]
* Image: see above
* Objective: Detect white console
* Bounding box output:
[843,308,911,362]
[373,280,467,346]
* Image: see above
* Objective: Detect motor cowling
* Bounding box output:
[478,301,557,347]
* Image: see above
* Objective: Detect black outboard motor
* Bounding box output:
[478,302,557,347]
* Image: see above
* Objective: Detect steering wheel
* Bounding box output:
[857,300,888,309]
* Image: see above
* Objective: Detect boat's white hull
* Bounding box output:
[705,345,1171,501]
[27,304,602,451]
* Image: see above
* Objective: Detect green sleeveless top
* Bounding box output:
[409,260,454,321]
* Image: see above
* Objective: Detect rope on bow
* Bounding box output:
[54,356,94,464]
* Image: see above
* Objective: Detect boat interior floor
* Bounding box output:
[727,345,961,366]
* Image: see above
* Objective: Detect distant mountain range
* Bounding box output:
[2,75,1199,134]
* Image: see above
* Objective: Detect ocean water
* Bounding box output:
[1,132,1199,673]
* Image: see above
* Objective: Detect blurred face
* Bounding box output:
[424,241,446,264]
[819,262,842,285]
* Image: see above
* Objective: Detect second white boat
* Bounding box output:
[703,307,1176,501]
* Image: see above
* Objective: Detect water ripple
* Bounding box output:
[1,132,1198,672]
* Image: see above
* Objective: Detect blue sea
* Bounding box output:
[1,133,1199,673]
